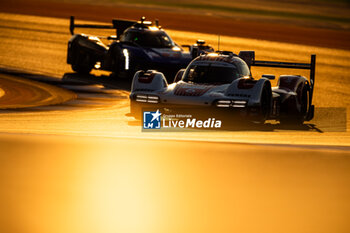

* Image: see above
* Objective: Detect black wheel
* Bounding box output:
[71,50,94,74]
[109,45,123,76]
[260,85,271,119]
[280,82,309,125]
[251,84,271,124]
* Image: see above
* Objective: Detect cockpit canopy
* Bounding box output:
[183,57,251,85]
[120,28,175,48]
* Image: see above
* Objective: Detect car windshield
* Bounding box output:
[183,64,240,84]
[121,30,175,48]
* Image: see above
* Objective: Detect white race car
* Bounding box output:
[129,51,316,124]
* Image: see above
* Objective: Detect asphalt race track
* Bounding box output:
[0,12,349,233]
[0,73,75,108]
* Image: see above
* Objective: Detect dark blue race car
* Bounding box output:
[67,16,214,82]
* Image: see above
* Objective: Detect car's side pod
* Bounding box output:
[68,34,107,58]
[131,70,168,93]
[225,78,271,104]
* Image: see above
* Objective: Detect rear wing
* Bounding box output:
[69,16,136,39]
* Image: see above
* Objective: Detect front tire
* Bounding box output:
[251,83,272,124]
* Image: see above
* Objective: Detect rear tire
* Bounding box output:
[280,82,309,125]
[71,50,94,74]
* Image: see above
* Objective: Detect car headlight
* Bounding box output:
[135,94,160,104]
[216,100,231,107]
[232,100,247,108]
[216,100,247,108]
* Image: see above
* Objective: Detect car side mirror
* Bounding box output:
[174,69,185,83]
[262,74,275,80]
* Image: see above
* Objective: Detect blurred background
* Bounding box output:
[0,1,349,233]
